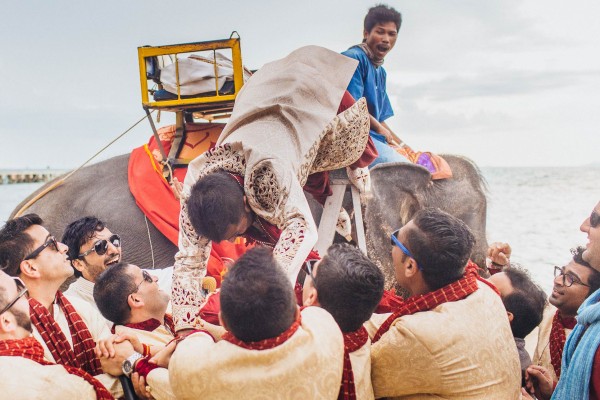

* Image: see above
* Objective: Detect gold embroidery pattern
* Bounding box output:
[273,209,308,275]
[245,161,289,228]
[311,98,370,174]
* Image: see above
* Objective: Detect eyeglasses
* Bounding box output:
[24,236,59,260]
[130,270,154,295]
[391,229,421,270]
[590,210,600,228]
[78,234,121,258]
[0,278,28,315]
[554,265,590,288]
[302,260,318,285]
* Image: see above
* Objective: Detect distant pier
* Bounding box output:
[0,169,66,184]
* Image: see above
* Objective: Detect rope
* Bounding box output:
[14,112,154,217]
[144,215,156,269]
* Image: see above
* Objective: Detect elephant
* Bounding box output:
[11,153,488,289]
[365,155,488,289]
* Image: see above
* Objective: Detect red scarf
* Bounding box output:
[122,313,175,336]
[549,310,577,378]
[28,292,102,376]
[0,337,113,400]
[222,313,301,350]
[338,326,369,400]
[373,262,481,343]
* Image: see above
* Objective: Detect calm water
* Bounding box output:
[2,166,600,293]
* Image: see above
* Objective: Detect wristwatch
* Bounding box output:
[122,352,144,378]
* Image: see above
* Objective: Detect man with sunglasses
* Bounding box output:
[525,202,600,400]
[369,208,521,399]
[62,217,122,314]
[0,214,123,397]
[93,262,178,400]
[0,270,114,399]
[582,201,600,270]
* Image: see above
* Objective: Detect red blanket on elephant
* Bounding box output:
[128,123,249,287]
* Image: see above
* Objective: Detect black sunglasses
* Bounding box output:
[130,270,154,295]
[0,278,28,315]
[24,236,59,260]
[78,234,121,258]
[590,210,600,228]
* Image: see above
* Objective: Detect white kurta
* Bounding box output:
[169,306,345,400]
[0,356,97,400]
[172,45,370,331]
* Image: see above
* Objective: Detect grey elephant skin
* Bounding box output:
[11,154,177,270]
[365,155,488,290]
[11,154,488,287]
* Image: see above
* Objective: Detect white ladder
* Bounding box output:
[314,168,367,255]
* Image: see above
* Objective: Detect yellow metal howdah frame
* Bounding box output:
[137,36,243,111]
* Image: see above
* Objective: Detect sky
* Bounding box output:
[1,0,600,169]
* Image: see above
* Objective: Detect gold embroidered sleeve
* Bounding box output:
[172,198,212,332]
[245,159,318,284]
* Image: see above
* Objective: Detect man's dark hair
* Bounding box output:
[93,262,137,325]
[62,216,105,277]
[187,170,246,242]
[503,266,547,338]
[406,208,475,290]
[220,247,296,342]
[315,243,384,332]
[0,214,43,277]
[572,246,600,295]
[364,4,402,33]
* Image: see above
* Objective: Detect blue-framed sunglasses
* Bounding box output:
[391,229,421,270]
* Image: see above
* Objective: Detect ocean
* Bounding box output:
[1,166,599,294]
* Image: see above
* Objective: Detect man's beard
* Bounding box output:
[13,308,33,333]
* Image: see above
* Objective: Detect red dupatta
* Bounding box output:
[222,313,301,350]
[373,261,484,343]
[28,292,102,376]
[338,326,369,400]
[549,310,577,378]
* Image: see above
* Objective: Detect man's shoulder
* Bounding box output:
[0,356,97,399]
[342,46,368,61]
[392,282,505,332]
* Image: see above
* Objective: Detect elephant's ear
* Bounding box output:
[369,162,432,226]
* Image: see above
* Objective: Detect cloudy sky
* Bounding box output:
[1,0,599,169]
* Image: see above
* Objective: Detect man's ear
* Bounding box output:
[363,29,369,40]
[19,260,39,279]
[127,293,144,311]
[71,258,86,273]
[0,313,16,334]
[507,311,514,323]
[404,258,419,278]
[303,286,319,307]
